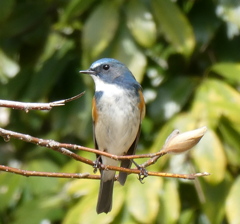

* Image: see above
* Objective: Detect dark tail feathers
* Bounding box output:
[96,177,114,214]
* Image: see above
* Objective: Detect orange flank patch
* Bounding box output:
[92,98,98,123]
[138,90,146,120]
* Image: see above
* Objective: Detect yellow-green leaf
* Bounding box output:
[127,175,162,223]
[191,78,240,127]
[82,1,119,61]
[64,181,125,224]
[24,159,59,195]
[192,129,226,184]
[14,198,63,224]
[0,173,23,211]
[225,176,240,224]
[211,62,240,83]
[158,179,180,224]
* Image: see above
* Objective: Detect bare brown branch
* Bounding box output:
[0,164,210,180]
[0,127,207,162]
[0,165,92,179]
[0,127,94,165]
[0,92,85,112]
[0,125,209,181]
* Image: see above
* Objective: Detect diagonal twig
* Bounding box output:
[0,126,207,162]
[0,91,85,112]
[0,127,166,161]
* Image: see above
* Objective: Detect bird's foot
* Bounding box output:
[132,160,148,184]
[138,167,148,184]
[93,156,102,173]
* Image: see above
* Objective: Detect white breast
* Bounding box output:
[93,78,140,164]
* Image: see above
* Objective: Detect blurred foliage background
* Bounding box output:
[0,0,240,223]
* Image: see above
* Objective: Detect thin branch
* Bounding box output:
[0,126,210,181]
[0,128,94,166]
[0,92,85,112]
[0,127,207,162]
[0,164,210,180]
[0,165,92,179]
[0,127,166,161]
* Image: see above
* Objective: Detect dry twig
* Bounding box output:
[0,92,85,112]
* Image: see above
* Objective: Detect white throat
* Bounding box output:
[92,76,123,94]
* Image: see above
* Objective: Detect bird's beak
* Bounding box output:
[79,69,95,75]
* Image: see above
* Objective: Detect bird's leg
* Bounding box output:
[93,156,102,173]
[132,160,148,183]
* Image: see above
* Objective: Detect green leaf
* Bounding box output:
[82,1,119,62]
[193,129,226,184]
[66,178,98,197]
[210,62,240,84]
[0,173,23,211]
[189,1,220,47]
[179,209,195,224]
[23,159,60,195]
[151,0,195,57]
[159,179,180,224]
[64,180,125,224]
[0,0,15,23]
[60,0,95,24]
[127,175,162,223]
[0,2,46,38]
[110,26,147,82]
[23,37,75,100]
[225,176,240,224]
[13,198,63,224]
[126,1,156,47]
[200,176,231,224]
[218,117,240,166]
[191,78,240,127]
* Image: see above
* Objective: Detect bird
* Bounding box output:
[80,58,145,214]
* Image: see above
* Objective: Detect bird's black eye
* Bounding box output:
[103,64,110,70]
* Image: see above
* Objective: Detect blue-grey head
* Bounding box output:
[80,58,140,89]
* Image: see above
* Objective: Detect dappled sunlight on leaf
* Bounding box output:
[0,49,19,83]
[126,1,156,47]
[149,77,197,122]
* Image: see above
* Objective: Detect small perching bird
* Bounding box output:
[80,58,145,214]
